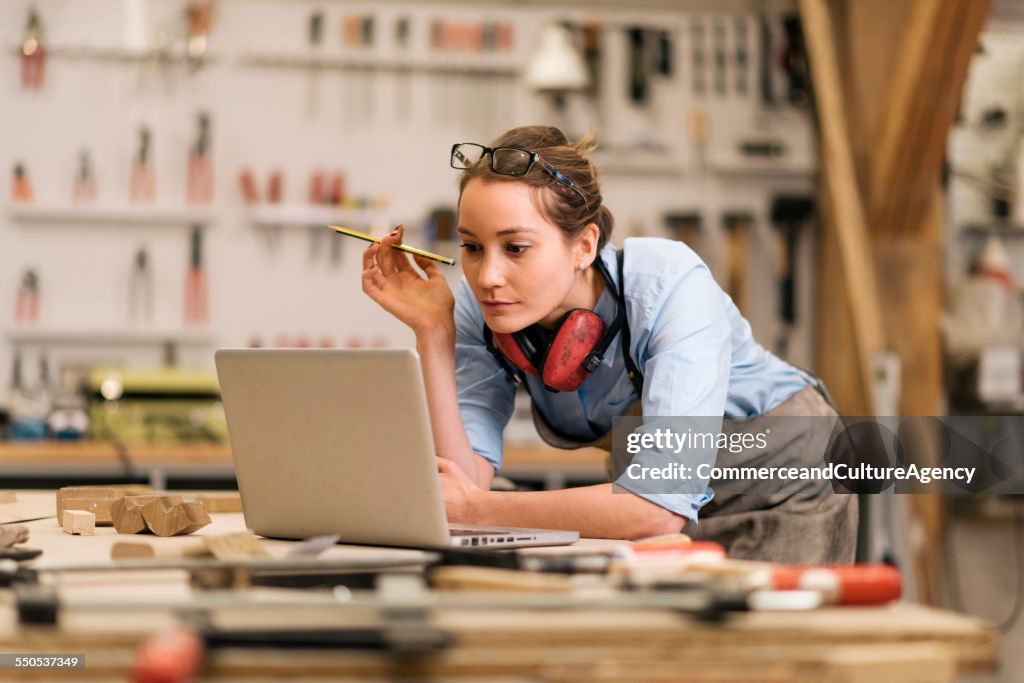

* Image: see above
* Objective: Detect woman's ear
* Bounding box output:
[576,223,601,266]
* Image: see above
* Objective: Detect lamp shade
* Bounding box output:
[524,23,590,92]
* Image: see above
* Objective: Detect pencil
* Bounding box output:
[328,225,456,266]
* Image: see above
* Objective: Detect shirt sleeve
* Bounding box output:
[614,263,731,523]
[453,278,516,471]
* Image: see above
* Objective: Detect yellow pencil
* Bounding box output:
[328,225,456,266]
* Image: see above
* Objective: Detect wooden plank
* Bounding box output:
[799,0,886,415]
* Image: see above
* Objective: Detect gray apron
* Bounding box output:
[530,385,858,564]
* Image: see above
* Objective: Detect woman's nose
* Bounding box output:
[476,254,506,288]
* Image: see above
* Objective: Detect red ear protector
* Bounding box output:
[484,257,625,392]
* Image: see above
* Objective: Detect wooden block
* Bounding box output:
[141,497,211,537]
[110,539,209,560]
[195,492,243,514]
[0,524,29,548]
[0,491,17,505]
[57,485,153,526]
[431,566,580,593]
[202,532,270,561]
[111,495,162,534]
[62,510,96,536]
[57,487,115,525]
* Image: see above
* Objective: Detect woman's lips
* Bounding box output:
[481,301,517,312]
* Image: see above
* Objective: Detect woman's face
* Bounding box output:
[457,178,587,334]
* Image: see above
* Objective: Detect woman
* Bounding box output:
[362,125,857,563]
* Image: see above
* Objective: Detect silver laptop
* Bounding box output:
[214,348,579,549]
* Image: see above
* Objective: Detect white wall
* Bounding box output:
[1,0,815,393]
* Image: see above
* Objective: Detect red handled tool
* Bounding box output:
[184,227,208,325]
[770,564,902,606]
[132,625,204,683]
[21,8,46,89]
[15,269,40,324]
[131,127,155,204]
[186,113,213,204]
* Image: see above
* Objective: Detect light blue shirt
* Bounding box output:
[454,237,812,522]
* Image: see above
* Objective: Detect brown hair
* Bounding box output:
[457,126,614,249]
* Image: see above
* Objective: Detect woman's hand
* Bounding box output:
[437,456,486,524]
[361,225,455,338]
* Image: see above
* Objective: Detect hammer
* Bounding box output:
[770,196,815,357]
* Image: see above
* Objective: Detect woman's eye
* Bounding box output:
[506,244,529,255]
[459,243,481,254]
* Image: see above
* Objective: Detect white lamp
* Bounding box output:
[524,22,590,93]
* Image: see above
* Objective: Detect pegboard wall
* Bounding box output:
[948,19,1024,287]
[2,0,817,398]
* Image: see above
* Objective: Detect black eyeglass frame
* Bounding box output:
[450,142,590,211]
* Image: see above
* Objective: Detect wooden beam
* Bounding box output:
[868,0,992,236]
[800,0,886,415]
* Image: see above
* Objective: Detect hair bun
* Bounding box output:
[571,133,599,158]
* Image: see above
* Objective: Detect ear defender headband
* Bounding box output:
[484,257,626,392]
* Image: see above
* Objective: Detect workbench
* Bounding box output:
[0,492,1001,681]
[0,442,607,490]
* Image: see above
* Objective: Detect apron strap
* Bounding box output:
[617,249,644,395]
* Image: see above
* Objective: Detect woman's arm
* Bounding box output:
[416,328,495,489]
[362,227,494,488]
[438,458,684,540]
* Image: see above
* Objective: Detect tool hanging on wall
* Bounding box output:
[21,8,46,90]
[7,349,47,441]
[129,247,154,324]
[690,18,706,96]
[361,16,376,125]
[429,20,444,124]
[131,127,155,204]
[496,21,516,131]
[393,17,412,122]
[654,30,673,78]
[339,14,375,126]
[758,13,775,106]
[664,212,703,253]
[11,163,33,203]
[185,1,215,73]
[626,27,649,106]
[308,170,326,261]
[184,227,208,325]
[237,168,259,205]
[73,150,96,204]
[780,14,809,107]
[480,21,498,134]
[263,169,285,254]
[329,172,346,266]
[734,16,749,96]
[15,270,40,325]
[770,196,814,359]
[187,112,213,205]
[712,18,727,96]
[424,206,458,244]
[306,11,324,117]
[723,212,754,314]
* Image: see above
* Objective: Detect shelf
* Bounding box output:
[591,152,685,177]
[5,327,213,347]
[11,45,220,65]
[960,223,1024,237]
[708,157,817,179]
[7,204,216,227]
[245,204,391,229]
[238,51,518,76]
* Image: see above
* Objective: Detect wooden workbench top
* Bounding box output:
[0,441,607,470]
[0,492,1001,681]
